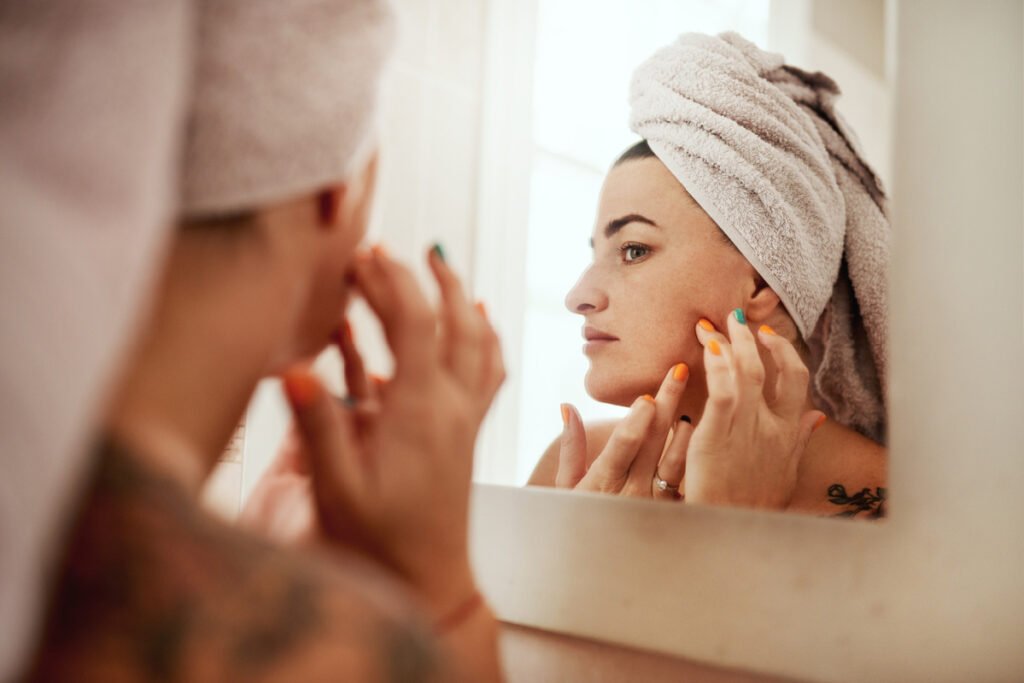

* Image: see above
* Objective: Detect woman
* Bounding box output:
[27,2,505,681]
[530,33,888,518]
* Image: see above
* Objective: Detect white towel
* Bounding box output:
[181,0,396,216]
[0,2,190,677]
[630,32,889,443]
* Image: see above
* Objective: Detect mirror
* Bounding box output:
[471,0,891,519]
[212,0,892,523]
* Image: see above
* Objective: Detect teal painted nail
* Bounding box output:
[733,308,746,324]
[431,243,446,262]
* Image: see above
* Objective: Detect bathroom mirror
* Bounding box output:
[469,0,892,518]
[214,0,896,521]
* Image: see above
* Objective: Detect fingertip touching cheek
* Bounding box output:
[566,156,755,407]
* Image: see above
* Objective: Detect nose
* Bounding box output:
[565,265,608,314]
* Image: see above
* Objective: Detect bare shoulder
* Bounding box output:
[27,439,440,682]
[788,426,888,519]
[527,419,620,487]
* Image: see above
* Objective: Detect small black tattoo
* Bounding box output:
[827,483,887,519]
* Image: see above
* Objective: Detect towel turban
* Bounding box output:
[181,0,396,217]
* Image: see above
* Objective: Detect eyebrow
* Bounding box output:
[590,213,661,247]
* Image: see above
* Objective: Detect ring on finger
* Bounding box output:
[653,471,680,495]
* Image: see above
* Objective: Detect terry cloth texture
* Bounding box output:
[181,0,396,216]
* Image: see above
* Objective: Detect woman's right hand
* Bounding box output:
[555,363,692,500]
[280,246,505,621]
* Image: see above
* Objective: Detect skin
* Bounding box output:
[27,152,506,681]
[530,156,887,516]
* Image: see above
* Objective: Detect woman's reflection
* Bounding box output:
[529,33,888,519]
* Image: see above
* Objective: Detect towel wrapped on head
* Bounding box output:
[181,0,396,217]
[629,32,889,443]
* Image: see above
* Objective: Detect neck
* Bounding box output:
[107,229,307,492]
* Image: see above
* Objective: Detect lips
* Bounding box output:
[582,326,618,356]
[583,326,619,342]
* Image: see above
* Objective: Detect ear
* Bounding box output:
[746,274,783,322]
[316,184,347,230]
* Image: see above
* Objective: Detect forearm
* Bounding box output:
[24,439,443,682]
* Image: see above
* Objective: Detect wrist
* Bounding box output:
[413,561,480,622]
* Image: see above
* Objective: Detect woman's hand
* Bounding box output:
[684,311,825,509]
[555,363,693,500]
[237,427,320,545]
[250,246,504,620]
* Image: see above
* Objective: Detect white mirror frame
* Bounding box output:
[468,1,1024,681]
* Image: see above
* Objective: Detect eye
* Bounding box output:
[620,242,650,263]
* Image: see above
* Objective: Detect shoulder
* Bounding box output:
[788,427,888,518]
[527,419,620,487]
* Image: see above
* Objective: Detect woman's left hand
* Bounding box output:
[683,311,825,509]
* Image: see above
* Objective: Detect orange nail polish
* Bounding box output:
[283,371,321,409]
[560,404,570,426]
[813,414,828,432]
[642,394,656,403]
[759,324,777,336]
[475,301,488,320]
[698,318,715,332]
[369,373,387,386]
[708,339,722,356]
[673,363,689,381]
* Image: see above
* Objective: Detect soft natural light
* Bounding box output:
[515,0,771,484]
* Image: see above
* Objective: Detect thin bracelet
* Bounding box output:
[434,590,485,634]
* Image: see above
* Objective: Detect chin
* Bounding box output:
[584,366,659,407]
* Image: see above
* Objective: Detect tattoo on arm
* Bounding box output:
[827,483,887,519]
[26,438,440,682]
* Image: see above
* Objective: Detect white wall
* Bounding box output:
[769,0,892,187]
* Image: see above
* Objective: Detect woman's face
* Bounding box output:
[287,152,380,363]
[565,157,758,408]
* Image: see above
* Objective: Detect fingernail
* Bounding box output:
[283,371,321,410]
[431,242,446,262]
[475,301,488,320]
[708,339,722,356]
[733,308,746,324]
[371,243,389,258]
[560,403,570,426]
[698,318,715,332]
[813,414,827,432]
[673,363,689,381]
[642,394,655,403]
[759,324,777,336]
[369,373,387,386]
